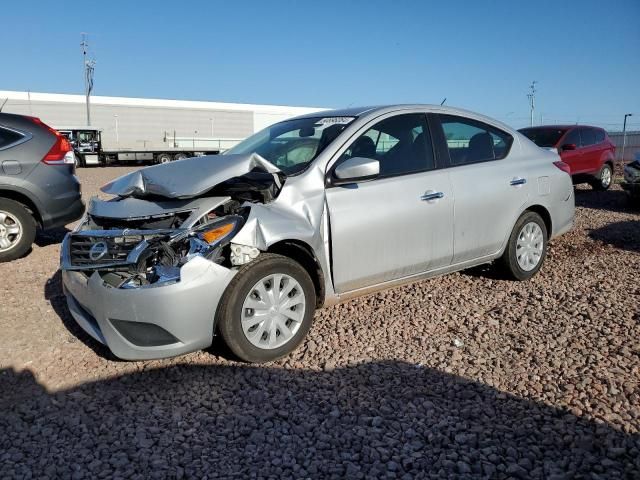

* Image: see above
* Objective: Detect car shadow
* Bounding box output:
[588,220,640,253]
[461,263,507,280]
[574,187,633,213]
[35,227,70,247]
[1,362,638,478]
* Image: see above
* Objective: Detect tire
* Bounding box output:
[157,153,172,164]
[498,211,548,281]
[0,198,36,263]
[216,253,316,363]
[591,163,613,191]
[174,153,189,161]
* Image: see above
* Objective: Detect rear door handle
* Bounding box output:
[510,177,527,186]
[421,191,444,201]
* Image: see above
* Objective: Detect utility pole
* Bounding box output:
[621,113,633,165]
[81,33,96,126]
[527,81,537,127]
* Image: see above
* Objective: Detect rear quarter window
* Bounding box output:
[0,127,24,150]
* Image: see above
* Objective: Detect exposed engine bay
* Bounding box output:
[62,153,285,289]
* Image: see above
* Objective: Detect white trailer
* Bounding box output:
[0,90,324,166]
[56,125,236,166]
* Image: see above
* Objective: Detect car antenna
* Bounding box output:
[440,98,447,106]
[0,98,7,112]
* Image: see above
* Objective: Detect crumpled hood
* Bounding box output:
[101,153,282,199]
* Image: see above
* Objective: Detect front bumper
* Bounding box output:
[621,182,640,198]
[62,256,235,360]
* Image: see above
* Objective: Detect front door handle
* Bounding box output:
[421,190,444,201]
[510,177,527,186]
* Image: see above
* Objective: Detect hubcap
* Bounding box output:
[0,210,23,252]
[601,166,612,187]
[516,222,544,271]
[241,273,306,350]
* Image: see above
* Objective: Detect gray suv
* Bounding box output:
[0,113,84,261]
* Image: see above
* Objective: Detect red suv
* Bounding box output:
[519,125,616,190]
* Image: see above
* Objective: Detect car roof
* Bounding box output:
[0,112,39,131]
[290,104,517,132]
[520,124,604,130]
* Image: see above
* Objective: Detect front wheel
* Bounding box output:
[498,211,548,281]
[591,163,613,191]
[216,253,316,363]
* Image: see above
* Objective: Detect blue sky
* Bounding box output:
[2,0,639,130]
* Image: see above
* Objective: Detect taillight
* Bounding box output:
[28,116,75,165]
[43,136,74,164]
[553,160,571,175]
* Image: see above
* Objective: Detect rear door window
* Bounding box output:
[562,129,581,147]
[580,128,596,147]
[0,127,24,150]
[519,128,567,147]
[438,115,513,165]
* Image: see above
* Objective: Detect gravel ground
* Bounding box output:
[1,166,639,479]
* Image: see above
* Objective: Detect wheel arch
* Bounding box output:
[524,204,552,237]
[0,188,42,226]
[266,239,325,308]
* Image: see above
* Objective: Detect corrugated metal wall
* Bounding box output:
[4,100,253,150]
[608,131,640,162]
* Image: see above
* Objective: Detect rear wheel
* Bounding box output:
[174,153,189,161]
[157,153,172,164]
[498,211,548,281]
[0,199,36,262]
[216,253,316,363]
[591,163,613,191]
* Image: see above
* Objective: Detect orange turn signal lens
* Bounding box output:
[201,223,234,244]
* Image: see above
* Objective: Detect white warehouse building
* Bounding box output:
[0,90,325,154]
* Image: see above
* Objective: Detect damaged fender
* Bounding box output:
[230,163,335,303]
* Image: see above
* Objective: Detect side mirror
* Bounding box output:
[561,143,577,151]
[333,157,379,185]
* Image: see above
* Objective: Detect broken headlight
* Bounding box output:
[120,215,244,289]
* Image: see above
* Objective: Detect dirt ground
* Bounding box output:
[1,166,639,478]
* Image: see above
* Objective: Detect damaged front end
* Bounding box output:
[622,158,640,204]
[59,154,288,360]
[62,153,285,288]
[62,205,244,289]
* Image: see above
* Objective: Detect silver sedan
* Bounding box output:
[61,105,575,362]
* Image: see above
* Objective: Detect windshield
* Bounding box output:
[225,116,355,174]
[519,127,567,148]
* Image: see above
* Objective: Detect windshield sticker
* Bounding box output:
[315,117,354,126]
